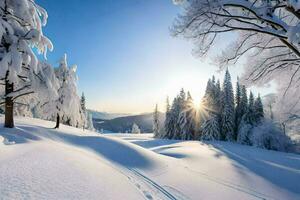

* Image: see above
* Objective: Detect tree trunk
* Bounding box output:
[4,82,14,128]
[55,113,60,129]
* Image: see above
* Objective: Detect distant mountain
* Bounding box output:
[87,109,130,120]
[93,112,165,133]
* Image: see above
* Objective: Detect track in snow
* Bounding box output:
[129,168,179,200]
[119,167,182,200]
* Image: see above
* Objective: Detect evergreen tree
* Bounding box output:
[180,92,196,140]
[52,55,83,129]
[204,79,213,104]
[153,104,160,138]
[215,79,222,111]
[240,85,248,118]
[237,91,256,145]
[200,76,222,140]
[164,97,172,139]
[86,113,95,131]
[221,69,235,141]
[201,115,220,140]
[235,78,242,135]
[254,94,264,123]
[246,91,256,124]
[167,97,179,139]
[81,93,86,114]
[173,89,186,139]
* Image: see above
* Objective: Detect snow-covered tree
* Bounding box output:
[166,97,179,139]
[254,94,264,123]
[39,55,83,129]
[81,92,86,115]
[237,91,255,143]
[153,104,160,138]
[221,69,235,141]
[240,86,248,120]
[86,113,94,131]
[235,78,242,134]
[237,117,253,145]
[200,76,222,140]
[0,0,53,127]
[131,123,141,134]
[247,91,256,124]
[201,115,220,140]
[172,88,186,139]
[179,92,196,140]
[238,91,265,144]
[55,55,84,128]
[164,97,172,138]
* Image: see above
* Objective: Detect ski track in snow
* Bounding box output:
[127,168,179,200]
[93,153,180,200]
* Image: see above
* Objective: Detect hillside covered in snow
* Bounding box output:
[0,117,299,200]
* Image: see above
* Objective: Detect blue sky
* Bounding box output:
[36,0,266,114]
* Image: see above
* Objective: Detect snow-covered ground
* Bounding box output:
[0,117,299,200]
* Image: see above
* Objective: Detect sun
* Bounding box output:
[192,93,202,110]
[193,101,202,110]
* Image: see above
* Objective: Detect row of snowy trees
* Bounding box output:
[0,0,93,130]
[155,70,292,151]
[163,89,196,140]
[200,69,264,144]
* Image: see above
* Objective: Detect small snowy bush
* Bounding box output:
[251,120,293,152]
[131,123,141,134]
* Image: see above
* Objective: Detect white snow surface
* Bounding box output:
[0,116,299,200]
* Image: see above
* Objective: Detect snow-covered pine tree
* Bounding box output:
[153,104,160,138]
[247,91,256,124]
[201,115,220,140]
[173,88,186,139]
[204,78,213,103]
[164,97,172,139]
[53,54,84,129]
[235,77,243,137]
[0,0,53,128]
[166,97,179,139]
[215,79,222,113]
[80,92,91,130]
[86,113,95,131]
[254,94,264,123]
[200,76,223,140]
[131,123,141,134]
[221,69,235,141]
[179,92,196,140]
[237,91,256,145]
[81,93,86,114]
[240,85,248,119]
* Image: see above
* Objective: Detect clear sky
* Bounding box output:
[36,0,268,114]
